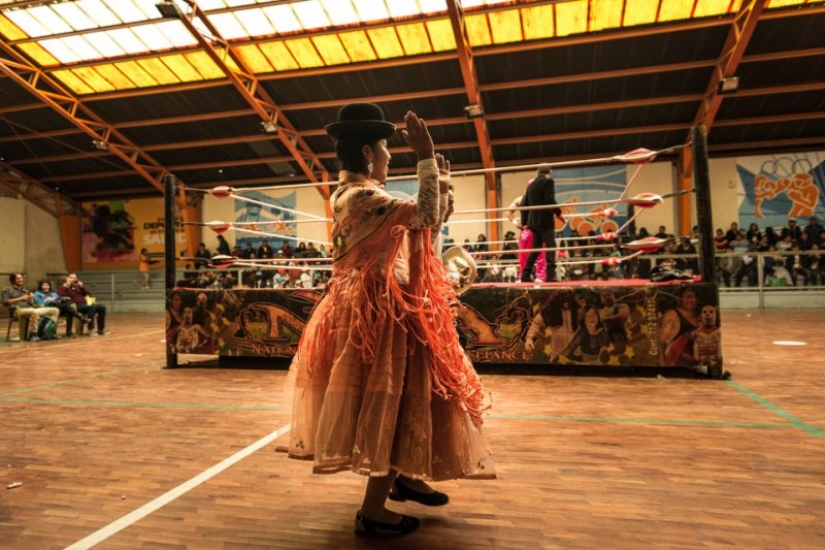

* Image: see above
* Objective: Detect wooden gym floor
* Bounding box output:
[1,309,823,549]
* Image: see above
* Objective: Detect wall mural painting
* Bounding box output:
[82,198,185,263]
[736,152,825,229]
[232,191,297,251]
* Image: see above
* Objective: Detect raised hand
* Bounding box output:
[401,111,434,161]
[436,153,451,193]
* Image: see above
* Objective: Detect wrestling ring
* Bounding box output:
[162,126,725,378]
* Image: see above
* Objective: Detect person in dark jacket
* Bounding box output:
[520,165,565,282]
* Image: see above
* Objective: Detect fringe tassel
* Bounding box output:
[304,223,489,426]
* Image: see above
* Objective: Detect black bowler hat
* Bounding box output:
[325,102,396,139]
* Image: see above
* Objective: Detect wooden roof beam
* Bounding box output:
[174,0,330,199]
[445,0,499,245]
[0,44,169,194]
[677,0,766,236]
[0,161,77,217]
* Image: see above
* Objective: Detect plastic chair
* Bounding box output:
[3,305,26,341]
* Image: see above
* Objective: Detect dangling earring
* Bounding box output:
[367,162,374,177]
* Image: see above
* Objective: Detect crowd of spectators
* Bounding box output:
[177,239,331,290]
[173,216,823,290]
[443,216,824,287]
[715,216,823,287]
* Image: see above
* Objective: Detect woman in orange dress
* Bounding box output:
[286,104,493,536]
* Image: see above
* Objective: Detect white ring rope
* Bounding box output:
[230,193,327,221]
[205,256,333,264]
[214,218,332,226]
[232,226,332,247]
[384,143,686,181]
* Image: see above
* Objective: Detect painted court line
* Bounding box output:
[64,423,292,550]
[0,329,163,356]
[486,413,793,430]
[726,379,823,438]
[0,366,148,398]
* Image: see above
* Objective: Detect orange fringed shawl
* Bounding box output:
[305,178,487,426]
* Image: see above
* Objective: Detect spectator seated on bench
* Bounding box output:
[57,273,109,336]
[33,280,88,337]
[1,273,60,342]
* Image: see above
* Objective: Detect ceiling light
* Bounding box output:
[464,104,484,119]
[156,1,183,19]
[261,120,279,135]
[717,76,740,95]
[91,139,110,151]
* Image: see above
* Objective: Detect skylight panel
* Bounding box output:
[367,26,403,58]
[185,51,224,79]
[107,27,151,55]
[259,40,300,70]
[659,0,694,22]
[62,34,103,61]
[51,1,97,32]
[419,0,447,14]
[85,31,127,57]
[521,5,553,40]
[292,1,330,30]
[73,66,116,92]
[426,19,455,51]
[5,9,50,37]
[555,0,587,36]
[235,8,277,38]
[488,8,522,44]
[262,5,302,33]
[235,44,274,72]
[353,0,390,23]
[28,5,72,34]
[104,0,148,24]
[465,14,492,47]
[51,68,95,94]
[162,54,204,80]
[208,12,248,39]
[115,60,158,87]
[312,34,350,65]
[338,30,377,62]
[132,0,166,20]
[395,22,431,54]
[225,0,257,7]
[17,42,58,65]
[387,0,420,18]
[463,0,514,7]
[95,63,134,89]
[197,0,226,10]
[590,0,623,32]
[0,13,28,41]
[693,0,730,17]
[39,38,81,63]
[320,0,358,25]
[155,20,197,48]
[79,0,121,27]
[137,57,180,84]
[284,37,324,67]
[135,23,175,50]
[622,0,657,26]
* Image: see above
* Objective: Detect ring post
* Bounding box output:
[164,173,178,369]
[691,125,722,378]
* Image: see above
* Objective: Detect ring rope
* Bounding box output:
[384,143,686,182]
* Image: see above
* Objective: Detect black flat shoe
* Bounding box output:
[354,511,419,537]
[388,478,449,506]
